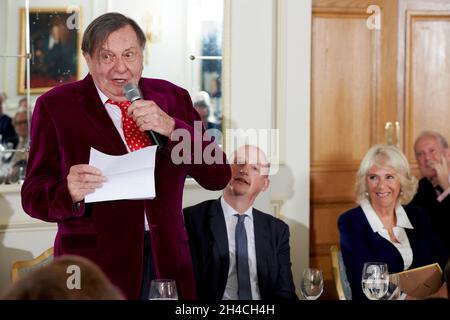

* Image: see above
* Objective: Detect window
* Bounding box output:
[187,0,224,144]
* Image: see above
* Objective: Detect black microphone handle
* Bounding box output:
[146,130,164,150]
[129,97,164,150]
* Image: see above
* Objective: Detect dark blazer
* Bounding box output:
[0,114,18,148]
[410,177,450,252]
[183,198,298,300]
[21,75,231,299]
[338,204,448,300]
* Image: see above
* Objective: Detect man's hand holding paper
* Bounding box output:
[67,164,107,203]
[84,146,157,203]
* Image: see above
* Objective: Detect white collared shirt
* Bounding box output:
[361,199,413,270]
[221,197,261,300]
[96,88,131,152]
[96,87,149,231]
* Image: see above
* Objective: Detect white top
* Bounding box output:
[96,88,131,152]
[361,199,413,270]
[96,87,149,231]
[221,197,261,300]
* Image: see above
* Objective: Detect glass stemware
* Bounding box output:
[382,273,402,300]
[148,279,178,300]
[361,262,389,300]
[300,268,324,300]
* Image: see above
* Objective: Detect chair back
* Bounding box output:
[11,247,54,282]
[330,245,352,300]
[445,257,450,297]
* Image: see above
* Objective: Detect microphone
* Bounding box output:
[123,83,164,149]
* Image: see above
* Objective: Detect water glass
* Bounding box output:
[382,273,402,300]
[361,262,389,300]
[300,268,324,300]
[148,279,178,300]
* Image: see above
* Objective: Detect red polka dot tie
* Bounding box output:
[106,99,151,152]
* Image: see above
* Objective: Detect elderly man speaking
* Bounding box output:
[22,12,230,300]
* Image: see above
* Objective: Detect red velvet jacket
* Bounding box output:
[21,74,231,299]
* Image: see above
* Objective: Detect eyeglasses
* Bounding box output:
[97,49,141,64]
[14,120,28,126]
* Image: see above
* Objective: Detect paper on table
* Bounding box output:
[85,146,157,203]
[394,263,443,298]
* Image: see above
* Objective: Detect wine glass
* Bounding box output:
[382,273,402,300]
[148,279,178,300]
[300,268,324,300]
[0,161,12,185]
[1,142,14,163]
[361,262,389,300]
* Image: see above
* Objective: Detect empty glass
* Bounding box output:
[148,279,178,300]
[361,262,389,300]
[1,142,14,163]
[0,161,12,184]
[300,268,324,300]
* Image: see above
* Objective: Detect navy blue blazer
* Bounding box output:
[338,204,448,300]
[183,198,298,301]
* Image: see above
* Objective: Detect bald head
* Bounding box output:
[231,145,270,176]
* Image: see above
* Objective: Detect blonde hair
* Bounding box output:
[0,255,124,300]
[355,144,417,205]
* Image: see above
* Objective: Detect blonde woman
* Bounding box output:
[338,144,448,300]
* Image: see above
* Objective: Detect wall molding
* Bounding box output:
[0,222,56,233]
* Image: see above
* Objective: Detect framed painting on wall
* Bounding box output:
[18,7,81,94]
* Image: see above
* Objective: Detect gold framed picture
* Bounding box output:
[18,7,81,94]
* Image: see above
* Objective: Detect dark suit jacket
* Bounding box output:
[183,198,298,300]
[410,177,450,252]
[338,205,448,300]
[0,114,18,149]
[21,75,231,299]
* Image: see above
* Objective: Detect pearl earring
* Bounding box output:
[365,192,369,197]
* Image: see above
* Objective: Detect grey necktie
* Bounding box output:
[235,214,252,300]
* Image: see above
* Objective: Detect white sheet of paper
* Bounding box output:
[85,146,157,203]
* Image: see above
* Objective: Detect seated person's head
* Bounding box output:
[193,91,212,126]
[225,145,271,202]
[355,144,417,207]
[13,108,28,139]
[18,97,29,109]
[193,100,210,124]
[0,255,124,300]
[414,131,450,186]
[0,91,6,110]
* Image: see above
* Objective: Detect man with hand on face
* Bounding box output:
[21,12,231,300]
[184,145,298,301]
[411,131,450,252]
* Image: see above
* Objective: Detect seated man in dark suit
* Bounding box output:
[184,145,298,300]
[0,91,19,151]
[410,131,450,252]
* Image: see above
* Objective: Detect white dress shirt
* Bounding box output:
[361,199,413,270]
[96,87,149,231]
[220,197,261,300]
